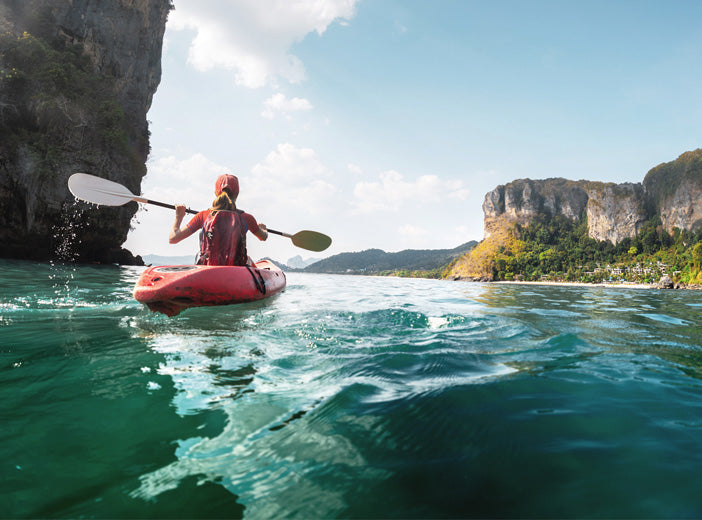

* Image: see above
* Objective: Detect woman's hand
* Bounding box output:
[256,223,268,241]
[174,204,186,221]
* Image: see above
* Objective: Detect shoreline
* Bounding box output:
[492,280,656,289]
[487,280,702,290]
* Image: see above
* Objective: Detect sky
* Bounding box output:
[123,0,702,265]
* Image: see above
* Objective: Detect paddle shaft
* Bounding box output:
[68,173,329,250]
[266,229,292,238]
[162,199,287,236]
[142,198,198,215]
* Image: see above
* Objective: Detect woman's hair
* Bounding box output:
[210,188,236,214]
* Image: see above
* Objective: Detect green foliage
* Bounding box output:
[377,268,445,279]
[304,242,477,275]
[0,30,131,175]
[643,149,702,206]
[486,215,702,284]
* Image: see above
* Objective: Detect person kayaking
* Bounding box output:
[169,174,268,266]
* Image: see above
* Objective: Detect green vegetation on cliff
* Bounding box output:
[450,215,702,285]
[643,149,702,207]
[0,0,168,264]
[0,30,136,175]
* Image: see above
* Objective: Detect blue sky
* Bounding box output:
[124,0,702,264]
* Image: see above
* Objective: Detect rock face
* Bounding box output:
[585,182,648,243]
[658,275,674,289]
[0,0,171,263]
[483,178,589,237]
[643,150,702,234]
[483,150,702,244]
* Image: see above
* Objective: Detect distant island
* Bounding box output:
[274,242,477,278]
[446,149,702,288]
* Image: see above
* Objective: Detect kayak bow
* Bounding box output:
[133,259,285,316]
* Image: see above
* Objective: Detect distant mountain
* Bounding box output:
[302,242,477,274]
[286,255,320,269]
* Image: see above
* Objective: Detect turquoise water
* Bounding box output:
[2,258,702,518]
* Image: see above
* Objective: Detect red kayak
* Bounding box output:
[133,259,286,316]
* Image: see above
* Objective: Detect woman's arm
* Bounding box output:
[169,205,197,243]
[243,212,268,241]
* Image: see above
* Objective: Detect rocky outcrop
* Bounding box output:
[643,150,702,234]
[483,178,589,237]
[483,150,702,244]
[585,182,648,243]
[657,275,674,289]
[0,0,171,263]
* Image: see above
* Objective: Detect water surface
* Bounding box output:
[2,259,702,518]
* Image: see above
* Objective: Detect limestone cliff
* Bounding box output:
[0,0,171,263]
[450,150,702,282]
[483,149,702,245]
[483,178,589,237]
[643,150,702,234]
[585,182,648,243]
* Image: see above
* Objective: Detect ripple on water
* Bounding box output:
[638,313,690,326]
[6,266,702,518]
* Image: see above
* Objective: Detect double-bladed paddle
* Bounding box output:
[67,173,332,252]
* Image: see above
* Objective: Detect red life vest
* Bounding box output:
[197,210,248,266]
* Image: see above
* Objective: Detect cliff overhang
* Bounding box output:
[0,0,171,263]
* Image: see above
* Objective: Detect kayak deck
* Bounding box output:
[133,259,286,316]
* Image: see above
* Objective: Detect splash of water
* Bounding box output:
[48,202,86,302]
[53,201,86,262]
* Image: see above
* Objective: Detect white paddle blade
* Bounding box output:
[68,173,140,207]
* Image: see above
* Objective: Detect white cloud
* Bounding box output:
[454,225,470,236]
[251,143,330,180]
[169,0,359,88]
[246,143,337,216]
[351,170,469,214]
[261,92,313,119]
[144,153,229,210]
[398,224,428,237]
[347,163,363,175]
